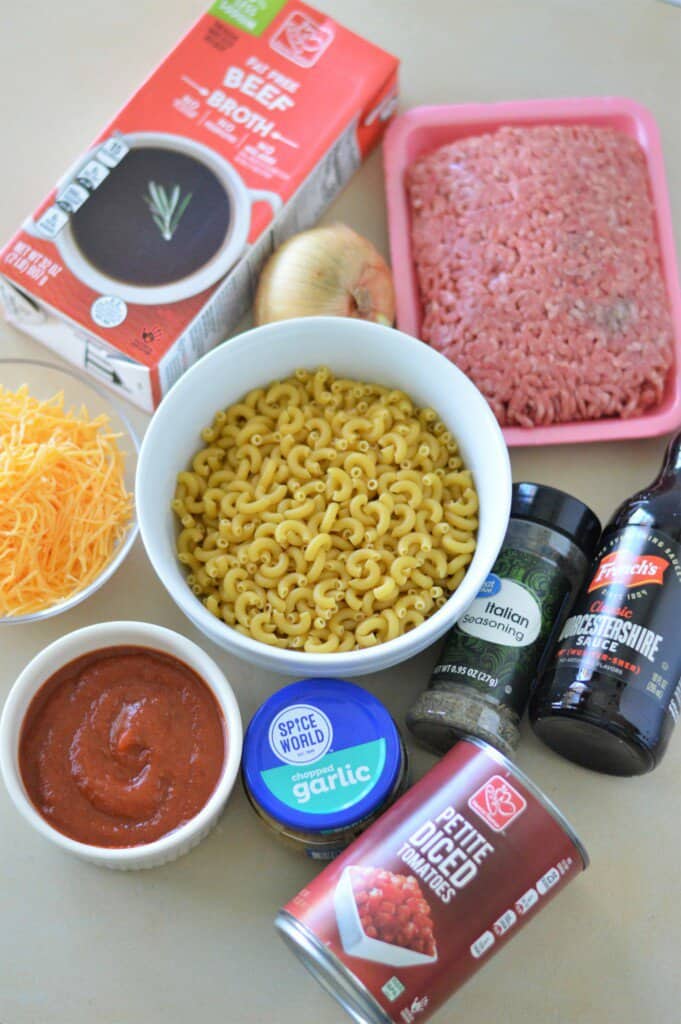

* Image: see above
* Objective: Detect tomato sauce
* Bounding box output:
[19,646,225,847]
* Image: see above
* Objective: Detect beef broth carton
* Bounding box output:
[0,2,398,410]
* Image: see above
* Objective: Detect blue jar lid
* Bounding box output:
[242,678,404,833]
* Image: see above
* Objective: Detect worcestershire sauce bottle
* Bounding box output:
[530,432,681,776]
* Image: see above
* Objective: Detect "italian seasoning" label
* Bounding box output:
[431,548,572,714]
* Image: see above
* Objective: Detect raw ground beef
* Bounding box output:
[407,126,675,427]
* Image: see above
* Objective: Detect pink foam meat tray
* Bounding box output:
[383,97,681,447]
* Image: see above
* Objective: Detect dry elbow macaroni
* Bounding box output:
[172,368,478,651]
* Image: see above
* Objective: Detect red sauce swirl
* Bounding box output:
[19,646,226,848]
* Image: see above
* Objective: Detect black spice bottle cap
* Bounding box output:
[511,482,601,558]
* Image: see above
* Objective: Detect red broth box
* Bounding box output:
[0,2,398,410]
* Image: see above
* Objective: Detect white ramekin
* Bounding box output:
[136,317,512,677]
[0,621,242,870]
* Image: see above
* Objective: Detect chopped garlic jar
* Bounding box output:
[242,678,408,860]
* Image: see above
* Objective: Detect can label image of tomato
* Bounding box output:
[276,738,588,1024]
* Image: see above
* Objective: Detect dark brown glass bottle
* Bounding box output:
[530,432,681,776]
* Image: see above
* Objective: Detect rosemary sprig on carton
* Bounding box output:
[143,181,192,242]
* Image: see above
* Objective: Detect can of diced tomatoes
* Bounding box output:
[275,737,588,1024]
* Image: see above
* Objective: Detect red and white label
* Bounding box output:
[514,888,539,915]
[587,552,669,592]
[0,3,397,410]
[467,775,527,832]
[280,741,585,1024]
[270,11,335,67]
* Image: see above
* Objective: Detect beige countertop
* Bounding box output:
[1,1,680,1022]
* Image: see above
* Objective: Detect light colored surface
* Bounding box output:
[135,316,510,675]
[0,1,679,1022]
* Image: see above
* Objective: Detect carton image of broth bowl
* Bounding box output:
[45,131,281,305]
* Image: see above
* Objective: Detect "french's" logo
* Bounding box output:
[587,552,669,592]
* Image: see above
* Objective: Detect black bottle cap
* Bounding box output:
[511,482,601,558]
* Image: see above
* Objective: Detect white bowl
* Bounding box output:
[0,621,242,869]
[136,317,512,677]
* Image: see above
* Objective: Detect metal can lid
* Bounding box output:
[276,910,391,1024]
[243,678,405,833]
[512,481,601,559]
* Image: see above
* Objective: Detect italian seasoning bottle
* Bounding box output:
[530,432,681,775]
[407,483,601,758]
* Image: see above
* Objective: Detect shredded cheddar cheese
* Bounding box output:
[0,385,133,616]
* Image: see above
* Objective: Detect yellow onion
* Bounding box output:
[254,224,395,326]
